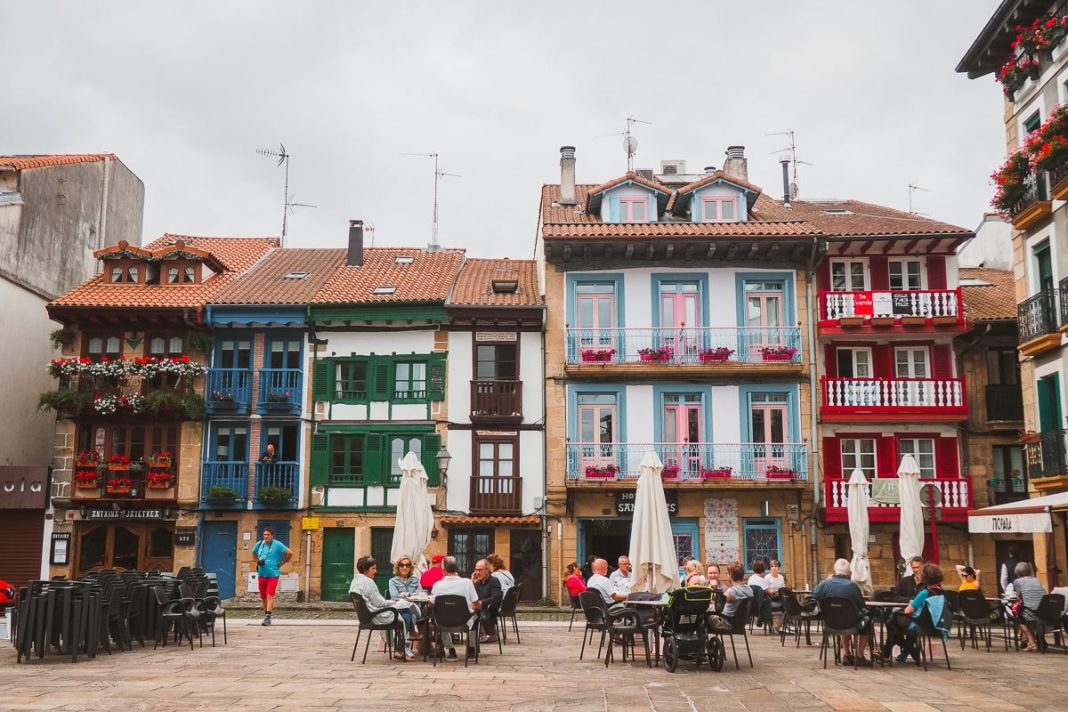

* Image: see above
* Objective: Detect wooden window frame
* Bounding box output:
[473,341,519,381]
[473,434,519,480]
[701,195,737,223]
[82,332,124,361]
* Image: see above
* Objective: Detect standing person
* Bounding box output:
[955,564,981,592]
[472,559,503,643]
[609,555,633,592]
[812,559,871,666]
[350,556,414,661]
[893,556,925,602]
[430,556,482,660]
[260,442,278,463]
[487,553,514,596]
[1000,546,1023,594]
[250,527,292,626]
[420,553,445,591]
[388,556,423,644]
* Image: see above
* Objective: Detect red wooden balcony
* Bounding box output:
[821,377,967,421]
[469,476,522,515]
[819,288,964,332]
[470,380,523,423]
[824,476,972,523]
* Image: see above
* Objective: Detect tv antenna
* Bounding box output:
[402,152,460,250]
[596,116,652,172]
[908,184,930,214]
[256,143,316,247]
[767,130,812,200]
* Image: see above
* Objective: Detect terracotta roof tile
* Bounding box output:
[449,258,543,307]
[543,220,817,239]
[757,198,971,237]
[588,171,672,197]
[960,267,1016,321]
[439,516,541,526]
[50,236,278,309]
[213,248,347,305]
[312,248,465,304]
[0,154,119,170]
[673,169,763,198]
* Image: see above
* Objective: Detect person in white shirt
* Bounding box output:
[609,555,633,592]
[747,560,772,628]
[487,553,515,596]
[587,558,627,609]
[430,556,482,660]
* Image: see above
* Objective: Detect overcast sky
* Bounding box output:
[3,1,1005,257]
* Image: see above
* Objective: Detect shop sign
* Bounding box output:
[615,490,678,517]
[50,532,71,565]
[0,466,48,509]
[83,508,166,521]
[175,530,196,546]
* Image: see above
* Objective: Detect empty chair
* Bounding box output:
[577,591,609,661]
[151,585,198,651]
[602,607,648,668]
[779,588,819,647]
[498,585,521,644]
[957,590,997,652]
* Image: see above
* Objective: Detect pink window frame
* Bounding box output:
[701,196,737,223]
[619,197,649,223]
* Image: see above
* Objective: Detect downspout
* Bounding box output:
[539,311,551,600]
[806,237,821,587]
[306,304,319,601]
[98,157,110,248]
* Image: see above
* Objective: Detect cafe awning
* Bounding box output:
[967,491,1068,534]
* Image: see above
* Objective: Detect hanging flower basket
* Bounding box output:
[76,450,102,467]
[75,470,100,489]
[698,347,734,362]
[146,470,175,489]
[700,468,732,479]
[149,450,173,468]
[584,465,619,479]
[107,454,131,472]
[661,465,681,480]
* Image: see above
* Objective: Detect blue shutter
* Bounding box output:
[609,196,620,223]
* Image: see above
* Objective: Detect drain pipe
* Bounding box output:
[806,237,822,587]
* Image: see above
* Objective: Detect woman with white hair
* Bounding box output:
[1011,562,1046,651]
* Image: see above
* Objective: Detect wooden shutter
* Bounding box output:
[869,257,889,290]
[427,355,447,401]
[824,345,838,377]
[932,345,953,379]
[874,343,894,379]
[822,437,842,478]
[937,437,959,477]
[313,359,332,401]
[363,432,385,484]
[309,432,330,486]
[371,357,391,401]
[926,256,947,289]
[609,196,621,222]
[422,431,442,486]
[0,511,44,589]
[876,435,897,477]
[817,259,832,293]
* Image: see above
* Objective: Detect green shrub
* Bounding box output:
[38,388,89,414]
[257,486,293,503]
[207,485,240,500]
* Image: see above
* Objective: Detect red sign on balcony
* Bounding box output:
[853,291,873,315]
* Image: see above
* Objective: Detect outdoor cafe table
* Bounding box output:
[864,600,907,660]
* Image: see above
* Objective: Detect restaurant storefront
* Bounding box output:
[58,507,188,577]
[0,466,48,589]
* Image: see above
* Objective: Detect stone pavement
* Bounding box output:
[1,619,1065,712]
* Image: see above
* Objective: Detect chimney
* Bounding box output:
[723,145,748,183]
[780,159,792,207]
[347,219,364,266]
[703,165,717,175]
[559,146,577,205]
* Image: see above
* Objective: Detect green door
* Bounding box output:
[1038,374,1062,432]
[370,528,394,596]
[322,528,355,602]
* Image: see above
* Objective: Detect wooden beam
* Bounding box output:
[646,244,655,260]
[562,246,572,262]
[582,244,591,260]
[684,244,696,260]
[706,243,718,259]
[765,243,780,260]
[902,239,920,254]
[927,238,944,253]
[859,240,875,254]
[665,243,675,259]
[747,243,759,259]
[625,243,635,259]
[881,240,895,254]
[726,243,738,260]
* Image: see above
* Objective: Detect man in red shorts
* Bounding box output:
[251,527,293,626]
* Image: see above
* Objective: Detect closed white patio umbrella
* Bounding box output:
[628,450,677,595]
[390,451,434,571]
[897,453,925,572]
[846,468,873,596]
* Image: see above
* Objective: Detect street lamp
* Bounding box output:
[435,446,452,487]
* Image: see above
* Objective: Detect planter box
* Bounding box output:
[700,470,732,479]
[211,400,240,410]
[75,481,100,490]
[77,458,101,468]
[105,486,132,495]
[838,317,864,327]
[661,470,681,480]
[761,353,794,362]
[639,353,670,362]
[581,353,613,363]
[901,316,927,326]
[699,353,731,362]
[869,317,894,327]
[931,316,959,326]
[108,463,130,472]
[207,496,238,506]
[149,458,172,469]
[765,471,796,480]
[146,481,174,490]
[259,497,292,506]
[584,471,617,479]
[262,401,294,410]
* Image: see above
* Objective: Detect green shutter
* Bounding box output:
[422,431,441,486]
[371,357,391,401]
[364,432,386,485]
[310,432,330,486]
[313,359,333,401]
[427,355,446,402]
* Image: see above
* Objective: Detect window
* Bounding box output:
[262,422,299,462]
[79,423,179,466]
[215,338,251,369]
[1024,111,1041,135]
[320,355,445,404]
[394,362,427,400]
[992,445,1026,495]
[268,337,301,369]
[836,348,872,378]
[284,272,309,280]
[84,333,123,361]
[107,261,140,284]
[619,197,647,222]
[448,529,494,577]
[476,437,516,479]
[742,519,781,571]
[575,282,617,349]
[165,262,197,284]
[475,344,517,380]
[830,260,867,291]
[987,348,1020,385]
[336,362,368,400]
[394,256,414,265]
[894,348,929,378]
[317,429,440,488]
[889,260,924,291]
[840,438,876,479]
[898,438,936,478]
[146,335,184,357]
[701,196,737,222]
[330,434,366,485]
[212,424,248,462]
[389,435,422,483]
[372,286,397,295]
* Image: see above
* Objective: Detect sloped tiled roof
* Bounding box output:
[50,235,278,309]
[587,171,672,197]
[672,169,763,198]
[960,267,1016,322]
[543,220,817,238]
[0,154,119,170]
[312,248,465,304]
[765,199,971,237]
[449,258,542,307]
[213,248,346,305]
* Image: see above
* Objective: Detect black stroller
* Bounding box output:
[661,586,725,672]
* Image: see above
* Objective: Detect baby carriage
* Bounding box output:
[661,586,725,672]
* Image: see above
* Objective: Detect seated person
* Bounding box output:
[708,561,753,631]
[812,558,871,666]
[387,556,423,642]
[878,563,945,664]
[430,556,482,660]
[586,558,627,610]
[565,561,587,599]
[893,556,925,602]
[609,555,633,592]
[1012,562,1047,651]
[747,560,773,628]
[350,556,413,661]
[420,553,445,590]
[472,559,503,643]
[954,564,981,592]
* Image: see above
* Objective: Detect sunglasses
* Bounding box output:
[399,563,412,568]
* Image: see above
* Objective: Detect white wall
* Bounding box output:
[447,330,545,425]
[443,427,545,515]
[957,214,1012,270]
[322,329,437,358]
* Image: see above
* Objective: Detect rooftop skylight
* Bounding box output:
[373,285,397,295]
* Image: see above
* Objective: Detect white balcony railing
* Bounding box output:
[565,327,801,364]
[822,377,966,414]
[566,442,808,481]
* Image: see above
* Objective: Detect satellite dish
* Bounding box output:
[790,182,799,200]
[623,135,639,158]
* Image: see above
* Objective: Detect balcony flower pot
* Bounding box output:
[207,485,240,505]
[661,466,681,480]
[700,468,732,479]
[146,481,174,490]
[105,486,132,495]
[75,479,100,490]
[764,469,796,480]
[77,450,102,468]
[638,347,673,362]
[262,401,293,411]
[258,486,294,505]
[581,348,615,363]
[108,463,131,472]
[759,347,797,362]
[932,316,959,326]
[838,317,864,327]
[870,317,895,327]
[584,465,619,479]
[699,348,734,363]
[901,316,927,326]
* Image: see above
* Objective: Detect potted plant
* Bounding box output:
[207,485,240,503]
[210,389,239,410]
[263,390,293,409]
[580,347,615,363]
[108,454,131,472]
[105,475,134,495]
[142,389,183,418]
[149,450,174,468]
[700,466,732,479]
[257,486,293,505]
[75,469,101,489]
[76,449,102,467]
[991,150,1032,212]
[698,347,734,363]
[637,345,673,362]
[1020,429,1042,444]
[661,464,681,480]
[584,464,619,479]
[764,465,797,480]
[759,345,797,362]
[180,393,206,420]
[37,388,90,416]
[146,470,175,489]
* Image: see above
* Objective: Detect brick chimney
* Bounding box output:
[559,146,577,205]
[723,145,748,183]
[347,220,364,266]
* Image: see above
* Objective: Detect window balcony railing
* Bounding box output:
[1059,277,1068,327]
[206,368,252,413]
[1009,170,1049,218]
[565,442,808,482]
[258,368,302,414]
[254,461,299,509]
[201,460,249,506]
[565,327,801,365]
[824,476,972,522]
[470,380,522,421]
[821,289,961,323]
[1018,288,1061,343]
[984,384,1024,421]
[990,473,1028,505]
[1024,430,1068,479]
[821,377,967,416]
[469,476,522,514]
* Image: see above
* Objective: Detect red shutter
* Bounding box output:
[937,437,959,477]
[818,259,832,292]
[926,256,947,290]
[876,436,897,477]
[824,345,838,377]
[869,257,889,290]
[874,344,894,378]
[932,345,953,378]
[823,437,842,478]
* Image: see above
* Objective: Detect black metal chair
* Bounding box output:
[568,593,581,632]
[912,602,951,670]
[748,585,772,633]
[779,588,819,647]
[350,592,403,664]
[1032,593,1068,653]
[498,585,521,644]
[817,596,871,670]
[199,591,227,646]
[152,585,197,651]
[709,596,753,669]
[603,607,648,668]
[431,594,480,668]
[577,591,609,660]
[957,590,997,652]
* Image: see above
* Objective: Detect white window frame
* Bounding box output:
[840,438,876,479]
[620,197,648,223]
[829,259,868,292]
[898,438,936,479]
[835,347,873,378]
[701,196,737,223]
[888,259,925,291]
[894,347,930,379]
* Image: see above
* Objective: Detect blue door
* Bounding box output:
[202,521,238,599]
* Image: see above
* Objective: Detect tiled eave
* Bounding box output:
[543,236,822,268]
[956,0,1049,77]
[822,233,970,256]
[45,304,202,328]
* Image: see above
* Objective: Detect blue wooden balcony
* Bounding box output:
[206,368,252,415]
[201,461,249,508]
[257,368,302,415]
[253,461,300,509]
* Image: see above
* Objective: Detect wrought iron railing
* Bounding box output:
[1024,429,1068,478]
[1009,170,1049,217]
[565,327,801,364]
[565,442,807,481]
[1018,289,1061,343]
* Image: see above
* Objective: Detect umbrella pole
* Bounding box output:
[928,498,939,564]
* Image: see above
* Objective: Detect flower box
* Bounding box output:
[262,400,294,411]
[761,353,794,362]
[661,466,681,480]
[639,353,671,362]
[838,317,864,327]
[211,400,240,410]
[105,485,132,495]
[700,469,732,479]
[580,349,615,363]
[869,317,895,327]
[931,316,959,326]
[76,480,100,490]
[699,353,730,362]
[77,450,102,467]
[108,463,130,472]
[900,316,927,326]
[584,466,619,479]
[146,481,173,490]
[764,469,796,480]
[149,457,173,469]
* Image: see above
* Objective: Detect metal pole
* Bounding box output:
[281,155,290,247]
